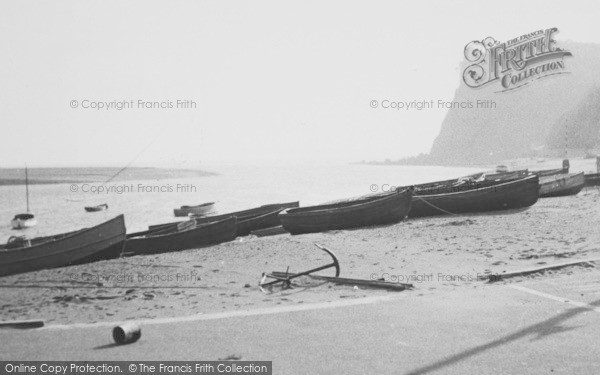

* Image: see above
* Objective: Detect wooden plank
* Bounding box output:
[483,258,599,283]
[270,271,412,290]
[0,319,44,329]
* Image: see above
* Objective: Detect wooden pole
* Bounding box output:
[25,165,30,213]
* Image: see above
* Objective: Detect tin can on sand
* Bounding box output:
[112,323,141,344]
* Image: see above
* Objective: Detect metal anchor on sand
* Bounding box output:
[259,243,412,293]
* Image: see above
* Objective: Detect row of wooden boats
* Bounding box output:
[1,164,597,277]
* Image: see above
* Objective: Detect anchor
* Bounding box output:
[259,243,340,293]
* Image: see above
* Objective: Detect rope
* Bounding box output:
[413,195,458,216]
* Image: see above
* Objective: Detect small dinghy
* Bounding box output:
[11,166,36,230]
[11,213,37,230]
[85,203,109,212]
[173,202,215,217]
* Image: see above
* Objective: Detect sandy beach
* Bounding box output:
[1,184,599,326]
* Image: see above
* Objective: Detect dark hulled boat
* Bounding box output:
[124,217,237,256]
[85,203,108,212]
[584,173,600,187]
[409,175,539,218]
[0,215,126,277]
[482,169,529,182]
[531,168,568,177]
[193,201,299,236]
[278,188,412,235]
[173,202,215,217]
[151,202,299,236]
[539,172,585,198]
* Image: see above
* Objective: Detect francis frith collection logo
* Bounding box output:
[463,28,572,92]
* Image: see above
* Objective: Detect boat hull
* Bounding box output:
[539,172,585,198]
[152,202,299,236]
[124,217,237,255]
[531,168,568,177]
[173,202,215,217]
[85,204,108,212]
[11,217,37,229]
[584,173,600,187]
[482,169,529,182]
[279,189,412,235]
[0,215,126,277]
[409,175,540,218]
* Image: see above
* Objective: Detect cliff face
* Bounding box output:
[428,42,600,165]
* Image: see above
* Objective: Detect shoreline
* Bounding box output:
[1,187,598,325]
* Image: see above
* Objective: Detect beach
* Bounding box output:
[2,184,598,326]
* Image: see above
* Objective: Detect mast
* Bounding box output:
[25,165,30,213]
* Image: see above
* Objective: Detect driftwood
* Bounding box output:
[483,258,598,282]
[0,319,44,329]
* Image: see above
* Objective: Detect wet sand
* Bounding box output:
[1,186,599,326]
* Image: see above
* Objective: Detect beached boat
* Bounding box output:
[0,215,126,277]
[539,172,585,198]
[11,166,36,229]
[531,159,570,177]
[482,169,529,182]
[531,168,568,177]
[411,172,485,192]
[278,188,412,235]
[152,202,299,236]
[584,173,600,187]
[409,169,524,194]
[193,202,299,236]
[173,202,214,217]
[85,203,108,212]
[409,175,539,218]
[124,217,237,255]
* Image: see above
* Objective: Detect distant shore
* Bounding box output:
[359,156,600,173]
[0,167,217,186]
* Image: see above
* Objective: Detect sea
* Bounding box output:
[0,163,480,242]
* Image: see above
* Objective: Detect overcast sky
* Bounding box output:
[1,0,599,167]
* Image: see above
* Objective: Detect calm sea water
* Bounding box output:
[0,163,480,242]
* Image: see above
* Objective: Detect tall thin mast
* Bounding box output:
[25,165,30,213]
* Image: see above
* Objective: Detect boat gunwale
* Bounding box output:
[126,217,236,241]
[414,175,539,199]
[279,188,412,217]
[0,215,126,255]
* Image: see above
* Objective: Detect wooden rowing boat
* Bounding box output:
[482,169,529,182]
[0,215,126,277]
[194,202,299,236]
[531,168,568,177]
[173,202,214,217]
[584,173,600,187]
[124,217,237,255]
[531,159,570,177]
[151,202,299,236]
[539,172,585,198]
[278,188,412,235]
[85,203,108,212]
[409,175,539,218]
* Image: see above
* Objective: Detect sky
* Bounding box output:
[1,0,600,167]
